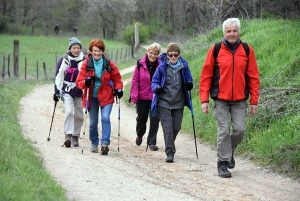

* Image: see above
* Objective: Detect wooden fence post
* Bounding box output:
[120,48,122,61]
[110,49,113,60]
[25,57,27,80]
[13,40,19,77]
[131,36,134,58]
[43,62,48,80]
[115,49,118,62]
[36,60,39,80]
[14,56,19,78]
[125,47,128,60]
[2,55,5,79]
[55,55,57,77]
[134,23,139,52]
[7,53,10,77]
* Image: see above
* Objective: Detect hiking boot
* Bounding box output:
[64,134,71,148]
[217,161,232,178]
[228,155,235,169]
[149,145,158,151]
[166,153,174,163]
[71,136,79,147]
[101,144,109,155]
[136,136,143,146]
[90,144,99,153]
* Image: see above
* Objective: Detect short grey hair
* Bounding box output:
[222,18,241,33]
[147,42,161,54]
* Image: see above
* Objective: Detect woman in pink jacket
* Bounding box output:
[129,43,161,151]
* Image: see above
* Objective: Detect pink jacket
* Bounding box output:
[130,54,160,103]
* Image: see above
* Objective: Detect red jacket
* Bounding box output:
[76,54,123,110]
[199,41,260,104]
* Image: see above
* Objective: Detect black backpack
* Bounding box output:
[86,55,111,73]
[213,42,250,63]
[210,42,251,98]
[136,59,142,71]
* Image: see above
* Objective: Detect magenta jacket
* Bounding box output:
[130,54,160,103]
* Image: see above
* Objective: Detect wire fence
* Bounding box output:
[0,44,135,82]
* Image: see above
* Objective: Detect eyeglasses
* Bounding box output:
[168,53,179,58]
[148,51,159,56]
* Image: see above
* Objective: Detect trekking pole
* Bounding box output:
[82,88,89,154]
[189,91,198,159]
[145,116,152,152]
[47,101,58,141]
[116,96,120,152]
[146,106,157,152]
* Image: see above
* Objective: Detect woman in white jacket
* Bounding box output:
[54,37,85,147]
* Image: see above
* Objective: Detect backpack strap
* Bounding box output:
[103,58,112,73]
[63,54,70,66]
[137,59,142,71]
[213,42,222,63]
[86,55,111,73]
[241,42,250,57]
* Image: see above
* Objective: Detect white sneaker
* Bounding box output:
[90,144,99,153]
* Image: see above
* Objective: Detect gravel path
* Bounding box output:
[18,66,300,201]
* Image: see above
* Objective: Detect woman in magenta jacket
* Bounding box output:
[129,43,161,151]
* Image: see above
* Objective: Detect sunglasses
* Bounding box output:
[168,53,179,58]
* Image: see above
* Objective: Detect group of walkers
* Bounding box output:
[53,17,260,178]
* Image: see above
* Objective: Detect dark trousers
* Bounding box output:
[157,107,184,155]
[136,100,159,145]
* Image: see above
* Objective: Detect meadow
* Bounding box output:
[0,35,135,80]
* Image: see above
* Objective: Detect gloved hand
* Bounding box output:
[53,91,60,102]
[115,89,123,99]
[185,81,193,91]
[85,77,93,87]
[155,87,165,95]
[128,96,132,103]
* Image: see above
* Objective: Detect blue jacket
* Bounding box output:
[151,53,193,114]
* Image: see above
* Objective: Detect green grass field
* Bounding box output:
[0,79,68,201]
[0,35,137,80]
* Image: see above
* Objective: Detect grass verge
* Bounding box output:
[0,79,67,201]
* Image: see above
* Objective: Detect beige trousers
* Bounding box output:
[63,94,84,136]
[213,100,247,163]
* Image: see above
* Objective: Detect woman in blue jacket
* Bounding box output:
[151,42,193,163]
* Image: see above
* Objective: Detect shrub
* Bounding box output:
[122,22,149,45]
[0,16,9,33]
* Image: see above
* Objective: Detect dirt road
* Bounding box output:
[18,67,300,201]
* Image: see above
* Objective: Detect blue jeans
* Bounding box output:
[89,97,113,146]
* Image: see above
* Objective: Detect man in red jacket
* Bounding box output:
[199,18,260,178]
